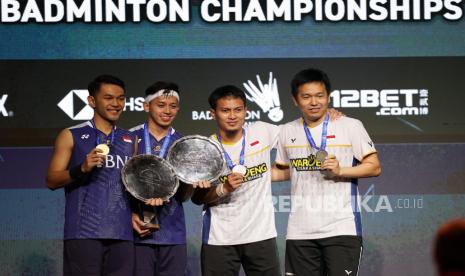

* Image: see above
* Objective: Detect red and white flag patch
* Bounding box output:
[122,135,133,143]
[250,140,260,146]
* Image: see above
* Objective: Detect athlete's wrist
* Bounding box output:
[336,167,345,177]
[216,183,227,197]
[223,181,236,194]
[69,164,87,180]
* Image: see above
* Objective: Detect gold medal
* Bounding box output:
[96,143,110,155]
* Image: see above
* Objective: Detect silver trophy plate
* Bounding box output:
[122,154,179,202]
[167,135,225,184]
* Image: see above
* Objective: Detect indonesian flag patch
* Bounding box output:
[122,135,133,143]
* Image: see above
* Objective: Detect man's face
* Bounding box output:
[144,95,180,128]
[293,82,330,122]
[211,96,246,133]
[88,83,125,123]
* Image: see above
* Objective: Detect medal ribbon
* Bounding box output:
[90,120,115,146]
[144,122,172,158]
[303,113,330,151]
[216,129,246,170]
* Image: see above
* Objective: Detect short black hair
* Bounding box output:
[88,75,125,97]
[145,81,179,97]
[291,68,331,98]
[208,85,246,110]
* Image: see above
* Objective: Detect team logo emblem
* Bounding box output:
[243,72,283,122]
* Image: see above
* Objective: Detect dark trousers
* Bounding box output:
[134,243,187,276]
[64,239,134,276]
[285,236,363,276]
[201,238,281,276]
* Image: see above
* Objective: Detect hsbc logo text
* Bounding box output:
[58,90,144,121]
[331,89,429,116]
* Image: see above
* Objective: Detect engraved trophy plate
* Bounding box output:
[167,135,226,185]
[122,154,179,230]
[122,154,179,202]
